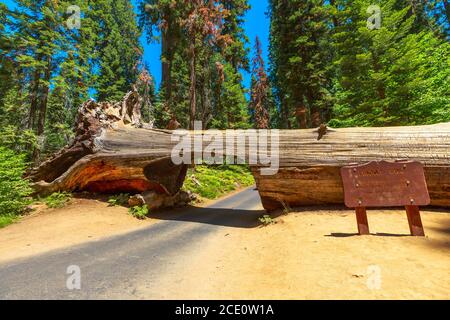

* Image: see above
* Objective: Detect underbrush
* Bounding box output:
[129,205,149,220]
[43,192,72,208]
[0,147,33,228]
[183,165,254,200]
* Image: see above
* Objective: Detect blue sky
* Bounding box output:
[3,0,270,90]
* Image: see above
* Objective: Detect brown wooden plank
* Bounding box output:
[405,206,426,237]
[355,207,370,235]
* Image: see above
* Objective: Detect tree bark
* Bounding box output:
[28,61,42,130]
[32,55,52,164]
[161,22,173,107]
[28,92,450,210]
[189,38,197,130]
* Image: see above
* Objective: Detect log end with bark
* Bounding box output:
[27,89,187,198]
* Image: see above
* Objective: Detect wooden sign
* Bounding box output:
[341,161,430,236]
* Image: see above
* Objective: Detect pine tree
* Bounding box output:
[249,36,271,129]
[181,0,229,129]
[221,0,250,72]
[0,4,36,154]
[5,0,69,162]
[139,0,186,110]
[95,0,143,102]
[0,3,16,109]
[211,0,250,129]
[58,0,98,112]
[269,0,333,129]
[329,0,450,127]
[210,61,250,129]
[2,1,146,161]
[140,0,250,130]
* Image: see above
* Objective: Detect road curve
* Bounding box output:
[0,187,264,300]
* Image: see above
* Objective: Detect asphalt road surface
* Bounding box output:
[0,187,264,299]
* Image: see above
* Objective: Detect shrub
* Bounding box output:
[129,205,149,220]
[0,147,33,225]
[0,125,38,160]
[44,192,71,208]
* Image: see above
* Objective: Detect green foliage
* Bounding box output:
[0,125,38,159]
[1,0,149,164]
[0,147,33,226]
[0,0,448,176]
[328,0,450,127]
[183,165,254,200]
[0,215,17,229]
[210,61,251,130]
[270,0,450,128]
[44,192,72,209]
[269,0,333,129]
[259,215,275,226]
[95,0,143,101]
[139,0,251,130]
[129,205,149,220]
[108,193,130,207]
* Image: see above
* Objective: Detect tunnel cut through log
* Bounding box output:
[28,91,450,211]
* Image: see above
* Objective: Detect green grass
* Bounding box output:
[44,192,72,208]
[183,165,255,200]
[0,215,17,229]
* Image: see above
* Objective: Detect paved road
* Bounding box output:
[0,187,264,299]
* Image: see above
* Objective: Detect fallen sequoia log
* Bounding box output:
[28,91,450,211]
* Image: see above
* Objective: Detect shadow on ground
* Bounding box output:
[326,232,412,238]
[149,205,266,229]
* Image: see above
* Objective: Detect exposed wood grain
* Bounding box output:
[28,92,450,210]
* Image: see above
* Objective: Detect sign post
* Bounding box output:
[341,161,430,236]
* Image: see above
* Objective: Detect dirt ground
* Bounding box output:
[0,197,449,300]
[156,208,450,300]
[0,198,154,263]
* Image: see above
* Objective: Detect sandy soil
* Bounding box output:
[159,208,450,300]
[1,196,449,299]
[0,189,246,264]
[0,197,154,263]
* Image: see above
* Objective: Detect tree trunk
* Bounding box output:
[28,91,450,211]
[28,64,42,130]
[32,56,52,164]
[189,38,197,130]
[161,23,173,107]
